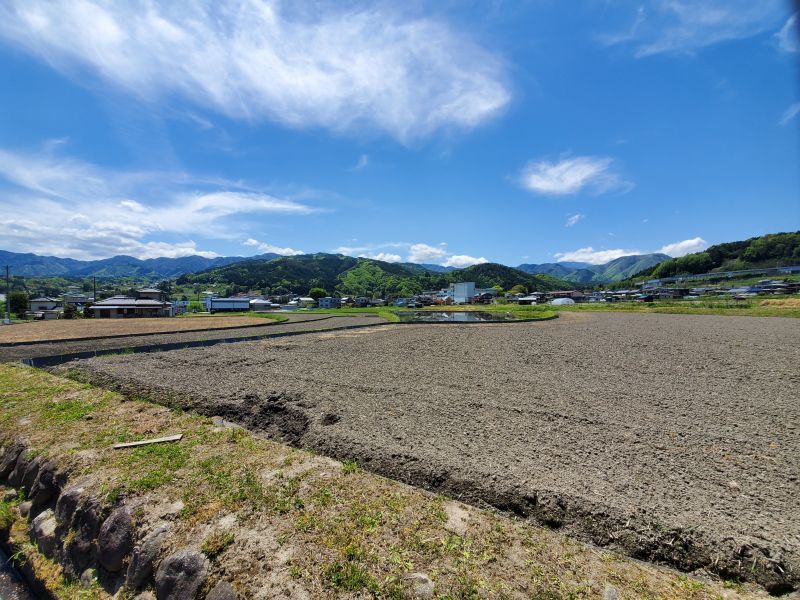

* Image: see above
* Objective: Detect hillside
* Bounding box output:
[518,253,669,284]
[637,232,800,279]
[178,253,569,297]
[0,250,279,279]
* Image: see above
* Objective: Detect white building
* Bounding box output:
[204,297,251,313]
[318,297,341,309]
[451,282,476,304]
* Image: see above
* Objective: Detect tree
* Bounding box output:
[63,304,79,319]
[9,292,28,317]
[156,280,173,295]
[308,287,328,300]
[509,284,527,295]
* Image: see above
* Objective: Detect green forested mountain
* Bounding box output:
[0,250,279,278]
[638,232,800,279]
[177,253,568,297]
[518,253,670,283]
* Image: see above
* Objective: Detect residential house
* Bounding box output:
[250,298,280,311]
[137,288,169,302]
[90,296,171,318]
[29,297,60,311]
[317,297,341,309]
[297,297,317,308]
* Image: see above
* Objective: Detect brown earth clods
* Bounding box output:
[0,314,386,362]
[68,312,800,593]
[0,315,283,345]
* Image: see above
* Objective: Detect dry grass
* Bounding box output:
[0,364,766,599]
[0,315,280,344]
[759,298,800,308]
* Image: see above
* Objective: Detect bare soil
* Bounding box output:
[1,363,762,599]
[70,312,800,592]
[0,315,282,345]
[0,314,385,362]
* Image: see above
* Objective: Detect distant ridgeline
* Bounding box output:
[633,232,800,280]
[176,253,569,297]
[517,253,670,284]
[0,250,281,279]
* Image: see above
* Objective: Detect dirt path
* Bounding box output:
[0,314,385,362]
[70,312,800,592]
[0,315,281,345]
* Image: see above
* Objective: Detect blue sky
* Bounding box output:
[0,0,797,267]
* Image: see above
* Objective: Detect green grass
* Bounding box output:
[553,296,800,318]
[307,305,558,323]
[0,496,19,529]
[307,307,401,322]
[41,397,100,423]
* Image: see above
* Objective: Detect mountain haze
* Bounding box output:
[0,250,280,279]
[518,253,670,284]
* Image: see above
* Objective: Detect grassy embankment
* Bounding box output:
[309,297,800,320]
[0,364,753,599]
[176,311,289,323]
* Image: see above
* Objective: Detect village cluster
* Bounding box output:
[4,277,798,320]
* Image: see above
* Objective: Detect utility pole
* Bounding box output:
[93,276,97,302]
[4,266,10,325]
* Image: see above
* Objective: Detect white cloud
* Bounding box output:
[352,154,369,171]
[565,213,585,227]
[442,254,488,268]
[554,236,710,265]
[554,247,639,265]
[658,237,708,257]
[243,238,303,256]
[780,102,800,126]
[407,243,449,263]
[370,252,402,263]
[518,156,630,196]
[336,241,486,267]
[775,13,799,53]
[0,1,509,143]
[602,1,785,57]
[0,145,319,260]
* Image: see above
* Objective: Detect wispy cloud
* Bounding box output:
[554,236,709,265]
[775,13,799,53]
[0,145,319,260]
[0,1,510,143]
[351,154,369,171]
[565,213,585,227]
[602,1,785,57]
[780,102,800,126]
[658,237,708,257]
[243,238,303,256]
[518,155,631,196]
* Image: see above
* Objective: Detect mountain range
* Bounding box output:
[176,253,569,297]
[0,249,664,283]
[0,250,279,279]
[516,253,670,284]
